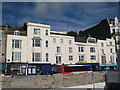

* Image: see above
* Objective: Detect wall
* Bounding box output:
[0,30,6,63]
[97,39,116,65]
[6,35,27,63]
[75,42,98,63]
[2,72,105,88]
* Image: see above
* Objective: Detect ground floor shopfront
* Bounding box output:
[6,62,52,75]
[100,64,117,71]
[5,63,118,75]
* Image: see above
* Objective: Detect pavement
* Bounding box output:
[66,82,105,89]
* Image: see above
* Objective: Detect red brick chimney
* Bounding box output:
[5,24,9,30]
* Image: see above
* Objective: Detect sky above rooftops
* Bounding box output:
[2,1,118,32]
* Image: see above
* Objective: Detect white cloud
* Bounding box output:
[2,2,118,31]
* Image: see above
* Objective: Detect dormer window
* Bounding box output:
[14,31,20,35]
[87,37,96,43]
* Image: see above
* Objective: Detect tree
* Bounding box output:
[67,31,78,37]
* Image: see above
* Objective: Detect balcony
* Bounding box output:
[5,30,27,36]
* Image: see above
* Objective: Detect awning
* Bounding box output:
[100,64,117,67]
[76,63,99,66]
[107,64,117,67]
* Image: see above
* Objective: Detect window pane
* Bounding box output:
[57,47,60,53]
[60,39,63,43]
[90,47,95,52]
[78,46,84,52]
[32,68,36,74]
[101,56,106,64]
[69,47,72,53]
[12,40,21,48]
[0,39,2,47]
[53,38,56,43]
[32,53,41,62]
[33,39,41,47]
[46,53,49,62]
[34,28,40,35]
[28,68,31,74]
[46,41,48,47]
[79,55,84,62]
[91,55,96,60]
[69,56,73,60]
[46,30,48,35]
[12,52,21,62]
[69,40,72,44]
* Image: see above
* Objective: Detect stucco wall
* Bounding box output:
[2,72,105,88]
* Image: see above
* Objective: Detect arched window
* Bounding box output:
[46,40,48,47]
[14,30,20,35]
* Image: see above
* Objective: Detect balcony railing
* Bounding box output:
[4,31,27,36]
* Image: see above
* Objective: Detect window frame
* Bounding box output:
[69,40,72,44]
[12,52,21,62]
[101,56,106,64]
[46,53,49,62]
[14,31,20,35]
[60,39,63,44]
[69,47,72,53]
[90,55,96,60]
[79,55,84,62]
[0,38,2,47]
[56,56,61,64]
[101,43,104,47]
[69,55,73,61]
[110,56,114,64]
[32,39,41,47]
[57,46,61,53]
[45,40,49,48]
[90,47,95,52]
[53,38,56,43]
[78,46,84,52]
[32,53,41,62]
[12,40,22,49]
[34,28,40,35]
[45,29,48,35]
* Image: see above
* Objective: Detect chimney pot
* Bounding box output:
[5,24,9,30]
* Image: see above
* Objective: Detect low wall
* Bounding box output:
[2,72,105,88]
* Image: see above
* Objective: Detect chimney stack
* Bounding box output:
[5,24,9,30]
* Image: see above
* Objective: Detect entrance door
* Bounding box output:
[22,68,26,75]
[7,65,11,75]
[56,56,61,64]
[28,65,36,75]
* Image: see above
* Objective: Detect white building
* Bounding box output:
[4,22,117,75]
[107,17,120,50]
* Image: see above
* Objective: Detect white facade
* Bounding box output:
[6,22,117,66]
[97,38,116,65]
[107,17,120,50]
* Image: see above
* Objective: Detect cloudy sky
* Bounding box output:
[2,2,118,32]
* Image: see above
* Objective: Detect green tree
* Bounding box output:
[67,31,78,37]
